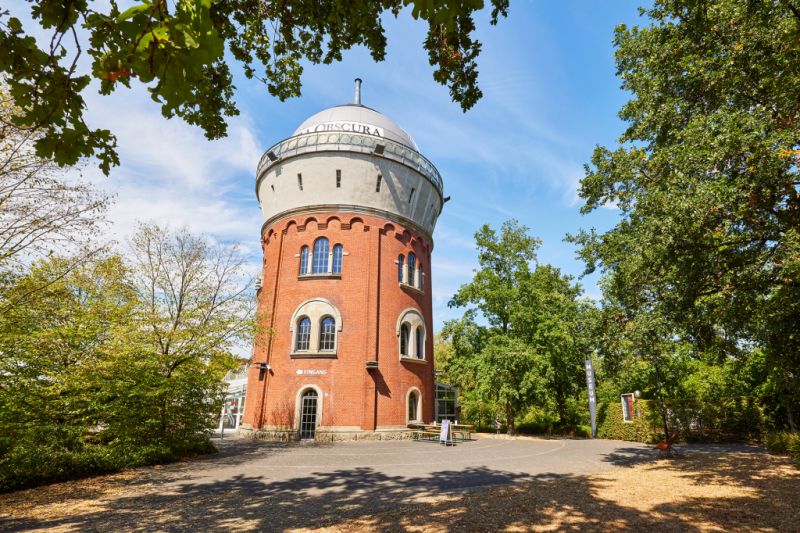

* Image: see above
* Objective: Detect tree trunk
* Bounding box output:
[506,402,515,435]
[556,389,567,428]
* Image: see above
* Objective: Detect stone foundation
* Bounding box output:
[238,426,415,443]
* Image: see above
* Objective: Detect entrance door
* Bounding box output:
[299,389,318,439]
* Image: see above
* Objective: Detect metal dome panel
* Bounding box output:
[292,104,419,151]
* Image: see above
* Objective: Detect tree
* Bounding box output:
[450,219,540,334]
[0,224,254,491]
[110,223,254,445]
[571,0,800,429]
[0,0,509,174]
[0,254,136,490]
[0,83,108,275]
[446,220,591,433]
[517,265,593,426]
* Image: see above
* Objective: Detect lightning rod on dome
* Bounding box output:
[354,78,362,105]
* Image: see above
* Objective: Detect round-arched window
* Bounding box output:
[296,317,311,351]
[319,316,336,351]
[415,327,424,359]
[332,244,343,274]
[400,323,410,356]
[397,254,404,283]
[312,238,329,273]
[299,245,309,275]
[407,252,416,286]
[408,391,419,422]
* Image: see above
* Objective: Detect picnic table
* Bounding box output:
[409,423,474,442]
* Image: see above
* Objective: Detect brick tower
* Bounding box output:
[241,80,445,440]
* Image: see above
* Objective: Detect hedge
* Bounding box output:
[0,437,217,493]
[596,400,662,443]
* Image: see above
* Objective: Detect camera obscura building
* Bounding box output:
[241,80,444,440]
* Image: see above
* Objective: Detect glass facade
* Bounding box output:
[435,382,458,422]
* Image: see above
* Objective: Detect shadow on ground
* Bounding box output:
[1,444,798,532]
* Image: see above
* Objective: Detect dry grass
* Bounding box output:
[306,451,800,532]
[1,448,798,532]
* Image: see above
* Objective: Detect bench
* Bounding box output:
[412,430,440,442]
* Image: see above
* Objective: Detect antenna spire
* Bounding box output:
[354,78,362,105]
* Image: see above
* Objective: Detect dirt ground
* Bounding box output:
[1,443,798,532]
[312,450,800,532]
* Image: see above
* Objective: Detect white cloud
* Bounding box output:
[75,86,264,249]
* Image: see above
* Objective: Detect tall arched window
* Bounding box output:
[408,391,419,422]
[415,327,424,359]
[319,316,336,351]
[332,244,343,274]
[397,254,404,283]
[299,245,309,275]
[312,238,329,273]
[407,252,416,286]
[296,317,311,351]
[400,323,410,356]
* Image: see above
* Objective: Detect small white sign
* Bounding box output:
[296,369,328,375]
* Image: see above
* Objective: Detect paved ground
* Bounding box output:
[192,434,652,491]
[0,435,660,531]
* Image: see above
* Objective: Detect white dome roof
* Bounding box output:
[292,104,419,151]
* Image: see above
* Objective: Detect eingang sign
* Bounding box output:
[297,121,385,138]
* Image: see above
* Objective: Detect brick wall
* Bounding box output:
[242,211,435,433]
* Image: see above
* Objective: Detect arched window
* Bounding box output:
[295,317,311,351]
[400,323,410,356]
[416,264,423,289]
[319,316,336,351]
[397,309,426,361]
[397,254,404,283]
[290,299,342,357]
[299,246,309,275]
[312,238,329,274]
[408,391,419,422]
[332,244,343,274]
[407,252,416,286]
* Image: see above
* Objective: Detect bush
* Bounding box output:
[0,444,120,493]
[765,431,800,466]
[765,431,792,454]
[0,437,218,493]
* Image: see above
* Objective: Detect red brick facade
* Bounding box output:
[242,211,435,434]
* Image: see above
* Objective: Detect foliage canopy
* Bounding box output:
[571,0,800,430]
[0,0,508,173]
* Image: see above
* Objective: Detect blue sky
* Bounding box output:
[14,1,648,331]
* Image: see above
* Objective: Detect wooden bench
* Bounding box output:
[412,430,440,442]
[451,429,469,441]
